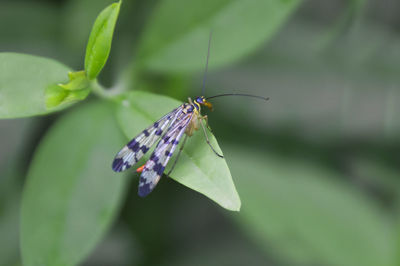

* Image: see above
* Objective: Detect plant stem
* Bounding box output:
[90,80,109,98]
[91,80,127,101]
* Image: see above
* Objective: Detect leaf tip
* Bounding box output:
[224,197,241,212]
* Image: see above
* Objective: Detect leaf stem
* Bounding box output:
[90,80,109,99]
[91,79,128,101]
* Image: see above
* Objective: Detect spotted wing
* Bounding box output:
[138,112,193,197]
[112,106,183,172]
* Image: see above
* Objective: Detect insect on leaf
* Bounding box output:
[115,91,241,211]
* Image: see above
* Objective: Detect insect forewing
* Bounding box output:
[112,107,183,172]
[138,112,193,197]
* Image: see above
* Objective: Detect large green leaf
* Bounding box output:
[0,119,35,266]
[137,0,301,72]
[225,146,396,266]
[116,91,240,211]
[21,101,129,266]
[0,53,72,119]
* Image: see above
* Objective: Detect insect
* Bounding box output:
[112,32,268,197]
[112,93,267,197]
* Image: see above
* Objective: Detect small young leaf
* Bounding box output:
[85,1,121,80]
[0,53,72,118]
[21,101,129,266]
[59,71,90,91]
[45,71,91,108]
[45,85,69,108]
[116,91,241,211]
[137,0,301,73]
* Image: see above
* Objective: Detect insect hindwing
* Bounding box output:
[112,107,182,172]
[138,112,193,197]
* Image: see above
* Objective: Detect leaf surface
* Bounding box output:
[85,1,121,79]
[0,53,72,118]
[137,0,301,72]
[21,101,129,266]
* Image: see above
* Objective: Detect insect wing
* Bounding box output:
[112,107,182,172]
[138,112,193,197]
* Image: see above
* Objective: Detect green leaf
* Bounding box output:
[116,91,240,211]
[21,101,129,266]
[45,71,91,108]
[0,53,72,119]
[59,71,90,91]
[137,0,301,73]
[225,146,396,266]
[85,1,121,80]
[45,85,69,109]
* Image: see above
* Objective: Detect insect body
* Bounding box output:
[112,96,219,197]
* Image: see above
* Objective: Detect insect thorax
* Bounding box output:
[183,99,200,115]
[182,99,201,137]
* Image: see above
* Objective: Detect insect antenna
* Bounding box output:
[201,31,213,96]
[206,93,269,101]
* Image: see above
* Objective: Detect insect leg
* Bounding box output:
[166,134,188,176]
[202,115,212,132]
[200,119,224,158]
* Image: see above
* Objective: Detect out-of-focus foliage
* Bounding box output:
[21,102,128,266]
[227,146,395,266]
[0,0,400,266]
[137,0,301,73]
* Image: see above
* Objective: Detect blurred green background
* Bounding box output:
[1,0,400,265]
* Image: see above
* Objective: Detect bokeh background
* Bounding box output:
[1,0,400,265]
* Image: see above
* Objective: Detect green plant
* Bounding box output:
[0,0,302,265]
[3,1,400,266]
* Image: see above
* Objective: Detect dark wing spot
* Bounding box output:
[150,154,159,162]
[112,158,124,172]
[112,158,132,172]
[153,163,165,176]
[143,129,150,137]
[138,182,152,197]
[128,140,140,152]
[155,128,163,135]
[140,146,149,153]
